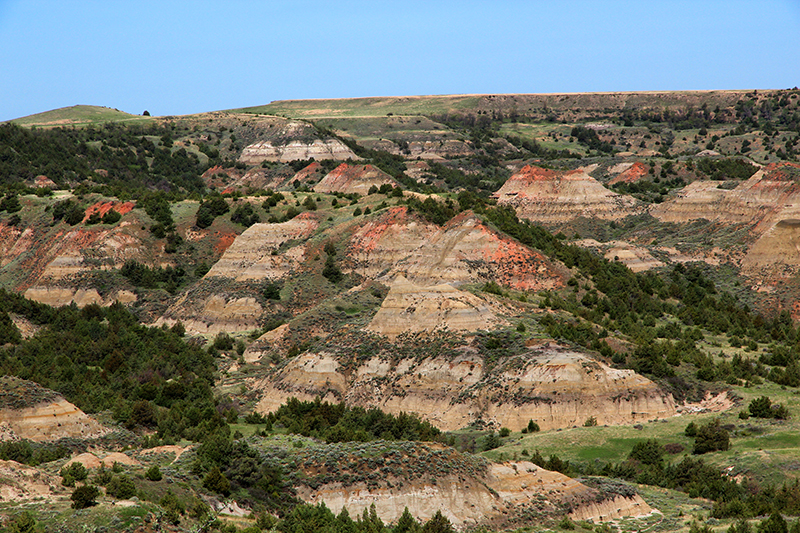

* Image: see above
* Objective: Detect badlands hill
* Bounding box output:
[1,90,800,532]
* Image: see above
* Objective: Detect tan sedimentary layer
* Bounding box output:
[239,138,357,164]
[157,294,263,336]
[64,452,140,470]
[365,276,502,339]
[314,163,398,195]
[204,214,318,281]
[741,218,800,280]
[574,239,664,273]
[23,287,137,308]
[254,345,676,432]
[0,399,109,442]
[390,211,567,290]
[347,208,566,291]
[301,461,650,527]
[651,163,800,231]
[493,165,642,222]
[347,207,440,279]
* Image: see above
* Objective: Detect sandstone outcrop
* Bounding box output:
[0,460,62,502]
[240,139,358,164]
[297,448,650,528]
[157,293,263,336]
[0,377,108,442]
[203,213,319,281]
[741,218,800,281]
[254,343,676,432]
[347,207,440,279]
[23,287,136,308]
[388,211,567,290]
[347,208,567,291]
[608,161,648,185]
[315,164,399,195]
[494,165,643,222]
[366,276,502,339]
[0,211,148,291]
[238,120,358,164]
[651,162,800,230]
[573,239,664,272]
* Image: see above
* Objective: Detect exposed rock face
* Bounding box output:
[240,139,358,164]
[23,287,136,308]
[238,120,358,164]
[64,452,140,470]
[0,460,62,502]
[82,201,135,223]
[366,276,502,339]
[254,344,676,432]
[493,165,642,222]
[574,239,664,273]
[608,161,648,185]
[300,457,650,527]
[741,218,800,281]
[0,378,108,443]
[651,162,800,229]
[203,213,319,281]
[0,399,109,442]
[347,207,440,279]
[0,211,150,292]
[157,294,263,336]
[347,208,567,291]
[314,164,399,195]
[390,211,567,290]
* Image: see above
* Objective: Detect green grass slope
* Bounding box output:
[8,105,152,127]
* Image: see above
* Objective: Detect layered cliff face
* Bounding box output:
[0,377,108,442]
[365,276,503,339]
[22,287,137,308]
[203,213,319,281]
[298,450,651,527]
[651,162,800,229]
[742,218,800,277]
[314,163,399,195]
[254,343,676,433]
[346,207,440,278]
[494,165,643,222]
[389,211,567,290]
[346,208,567,291]
[157,293,264,336]
[0,217,146,291]
[239,120,358,164]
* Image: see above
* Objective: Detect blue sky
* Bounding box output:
[1,0,798,121]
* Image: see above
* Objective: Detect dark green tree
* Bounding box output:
[71,484,100,509]
[693,419,730,454]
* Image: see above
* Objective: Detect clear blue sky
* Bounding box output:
[1,0,798,121]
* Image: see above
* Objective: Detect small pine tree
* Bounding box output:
[71,484,100,509]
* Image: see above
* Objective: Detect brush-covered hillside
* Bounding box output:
[1,91,800,533]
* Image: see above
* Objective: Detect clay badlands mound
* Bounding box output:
[293,441,651,527]
[255,343,676,432]
[493,164,643,222]
[314,163,400,195]
[651,162,800,228]
[349,208,568,290]
[366,275,502,339]
[0,376,107,442]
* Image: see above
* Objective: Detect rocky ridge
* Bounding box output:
[254,343,676,432]
[494,165,643,222]
[301,458,651,527]
[314,163,399,195]
[365,276,503,339]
